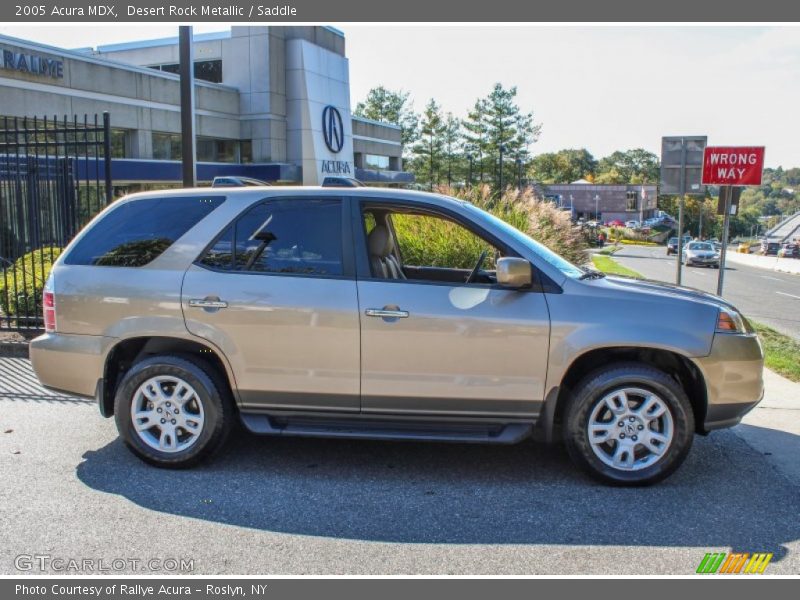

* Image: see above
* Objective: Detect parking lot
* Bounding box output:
[1,357,798,575]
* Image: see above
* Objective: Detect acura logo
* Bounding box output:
[322,105,344,153]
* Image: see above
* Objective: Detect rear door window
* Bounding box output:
[199,198,344,277]
[65,195,225,267]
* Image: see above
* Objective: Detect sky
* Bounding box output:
[2,24,798,168]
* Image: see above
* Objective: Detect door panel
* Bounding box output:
[183,265,360,411]
[358,280,550,418]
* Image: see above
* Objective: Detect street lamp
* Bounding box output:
[594,194,600,222]
[569,194,574,219]
[466,154,473,187]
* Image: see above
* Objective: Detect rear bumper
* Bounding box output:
[29,333,113,398]
[691,332,765,432]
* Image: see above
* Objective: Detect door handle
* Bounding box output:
[188,298,228,309]
[365,308,409,319]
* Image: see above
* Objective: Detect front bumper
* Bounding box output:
[29,333,113,399]
[691,332,765,432]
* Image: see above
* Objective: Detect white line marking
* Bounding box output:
[760,275,782,281]
[776,291,800,300]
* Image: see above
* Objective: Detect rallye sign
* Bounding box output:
[701,146,765,186]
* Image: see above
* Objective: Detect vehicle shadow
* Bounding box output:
[76,426,798,557]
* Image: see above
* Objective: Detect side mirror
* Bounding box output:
[496,257,532,289]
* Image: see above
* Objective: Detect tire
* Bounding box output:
[563,363,694,486]
[114,355,235,468]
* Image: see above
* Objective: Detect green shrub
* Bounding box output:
[0,247,62,317]
[436,184,589,266]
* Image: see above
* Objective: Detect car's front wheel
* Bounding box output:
[114,355,234,468]
[563,363,694,486]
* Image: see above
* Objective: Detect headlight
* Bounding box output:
[716,306,748,334]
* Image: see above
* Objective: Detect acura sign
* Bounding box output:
[322,105,344,153]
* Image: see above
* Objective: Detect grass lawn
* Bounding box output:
[751,322,800,383]
[591,254,642,278]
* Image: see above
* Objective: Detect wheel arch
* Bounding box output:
[535,346,707,442]
[100,336,237,417]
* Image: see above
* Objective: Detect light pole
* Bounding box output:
[467,154,473,187]
[570,194,574,219]
[595,194,600,222]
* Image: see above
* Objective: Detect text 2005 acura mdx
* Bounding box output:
[30,188,764,485]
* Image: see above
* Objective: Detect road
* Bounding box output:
[1,357,798,575]
[611,245,800,340]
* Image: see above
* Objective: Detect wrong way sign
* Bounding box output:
[701,146,765,186]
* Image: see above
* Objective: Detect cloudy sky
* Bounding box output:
[3,24,798,168]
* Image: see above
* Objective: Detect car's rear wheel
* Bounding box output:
[563,363,694,486]
[114,355,234,468]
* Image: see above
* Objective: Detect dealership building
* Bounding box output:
[0,26,411,190]
[543,181,659,223]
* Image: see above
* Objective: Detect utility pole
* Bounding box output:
[179,26,196,187]
[675,138,687,285]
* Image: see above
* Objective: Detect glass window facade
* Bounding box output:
[147,59,223,84]
[364,154,390,170]
[626,191,638,211]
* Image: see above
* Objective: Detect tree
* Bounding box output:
[411,99,446,190]
[595,148,660,184]
[462,98,489,184]
[354,86,419,147]
[441,113,462,187]
[481,83,540,191]
[529,148,598,183]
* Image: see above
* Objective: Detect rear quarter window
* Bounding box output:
[64,196,225,267]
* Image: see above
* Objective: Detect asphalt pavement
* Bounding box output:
[610,245,800,340]
[1,357,798,575]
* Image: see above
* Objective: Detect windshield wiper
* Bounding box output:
[579,269,606,280]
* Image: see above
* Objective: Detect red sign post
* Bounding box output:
[702,146,765,186]
[700,146,765,296]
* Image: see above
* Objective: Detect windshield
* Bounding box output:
[688,242,713,251]
[669,238,678,244]
[462,202,585,279]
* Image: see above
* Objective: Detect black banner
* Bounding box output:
[3,0,800,22]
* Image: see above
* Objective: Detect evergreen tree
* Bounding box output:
[442,113,462,187]
[482,83,540,191]
[462,98,489,184]
[411,99,447,190]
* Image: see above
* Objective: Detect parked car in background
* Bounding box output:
[625,220,640,229]
[321,177,366,187]
[30,187,764,485]
[778,243,800,259]
[760,240,781,256]
[683,241,720,268]
[607,219,625,227]
[211,176,270,187]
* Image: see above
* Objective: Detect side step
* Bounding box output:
[239,413,533,444]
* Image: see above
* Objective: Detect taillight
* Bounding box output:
[43,291,56,332]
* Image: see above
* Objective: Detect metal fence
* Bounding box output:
[1,113,112,330]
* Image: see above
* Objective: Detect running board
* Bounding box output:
[239,413,533,444]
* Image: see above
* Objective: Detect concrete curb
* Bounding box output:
[725,251,800,275]
[0,342,29,358]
